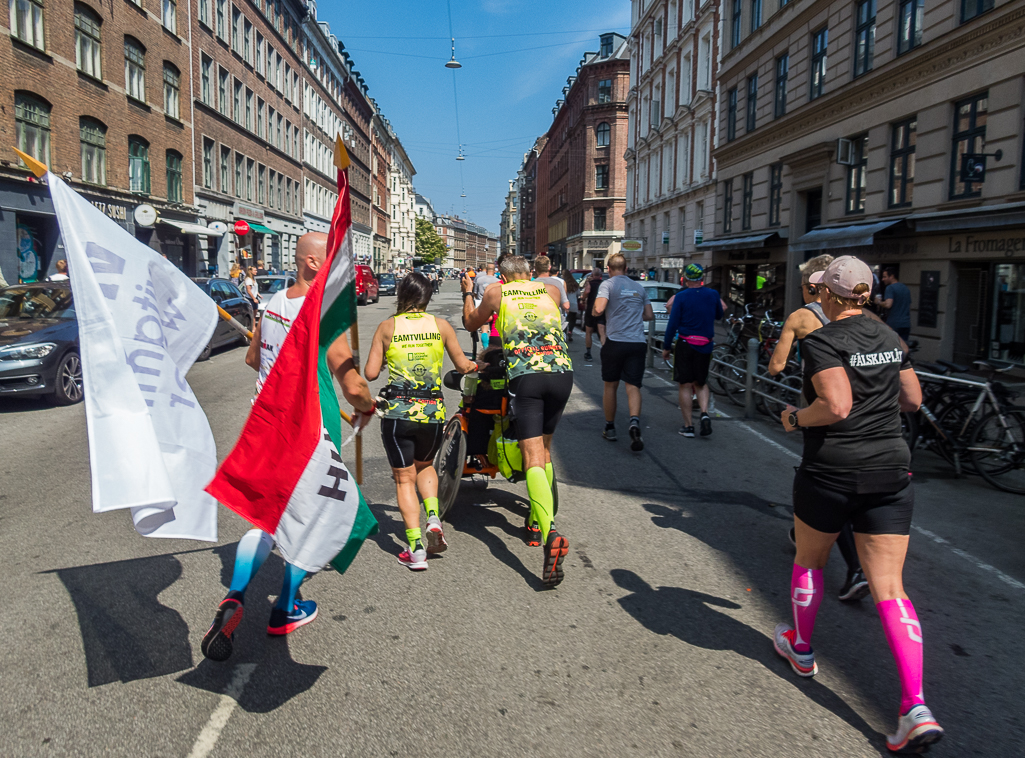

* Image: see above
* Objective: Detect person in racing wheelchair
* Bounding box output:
[460,255,574,587]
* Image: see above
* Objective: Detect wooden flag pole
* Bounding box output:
[216,305,254,340]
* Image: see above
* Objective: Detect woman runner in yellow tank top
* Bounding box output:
[365,272,476,571]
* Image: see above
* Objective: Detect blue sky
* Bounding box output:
[317,0,631,234]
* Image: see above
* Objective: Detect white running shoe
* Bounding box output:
[773,623,818,677]
[886,704,944,754]
[397,545,428,570]
[425,515,448,554]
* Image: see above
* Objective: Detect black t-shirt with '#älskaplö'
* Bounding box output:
[800,315,911,473]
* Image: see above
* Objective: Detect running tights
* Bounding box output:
[790,564,823,653]
[878,598,926,713]
[526,467,555,542]
[227,528,308,612]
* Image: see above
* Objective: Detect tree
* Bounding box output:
[415,216,447,264]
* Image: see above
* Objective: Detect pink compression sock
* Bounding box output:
[790,564,823,653]
[877,598,925,713]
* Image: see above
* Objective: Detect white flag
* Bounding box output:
[48,174,219,541]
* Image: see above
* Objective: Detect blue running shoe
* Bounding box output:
[267,599,318,636]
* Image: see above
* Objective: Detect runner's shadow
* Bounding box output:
[46,554,193,687]
[611,569,884,750]
[176,542,326,713]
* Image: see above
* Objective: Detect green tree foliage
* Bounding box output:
[415,216,447,264]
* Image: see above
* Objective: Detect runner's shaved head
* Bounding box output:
[296,232,328,282]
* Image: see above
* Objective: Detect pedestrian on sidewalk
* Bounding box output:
[592,253,653,451]
[662,263,723,438]
[582,267,606,361]
[875,267,912,342]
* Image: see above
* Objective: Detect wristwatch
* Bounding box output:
[462,291,473,298]
[788,411,801,429]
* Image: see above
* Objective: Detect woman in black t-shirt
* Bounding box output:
[771,256,943,754]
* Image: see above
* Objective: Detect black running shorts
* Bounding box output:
[381,418,444,469]
[584,311,606,329]
[601,339,647,386]
[508,371,574,441]
[792,467,914,535]
[674,341,713,386]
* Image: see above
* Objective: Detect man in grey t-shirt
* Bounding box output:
[593,253,653,451]
[471,262,500,349]
[533,255,569,329]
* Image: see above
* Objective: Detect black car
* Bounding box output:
[377,272,397,296]
[191,278,255,361]
[0,282,82,405]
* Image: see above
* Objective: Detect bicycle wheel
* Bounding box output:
[762,370,802,420]
[433,417,468,519]
[932,401,974,467]
[968,410,1025,494]
[706,345,731,396]
[721,354,748,407]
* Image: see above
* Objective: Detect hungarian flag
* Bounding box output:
[206,138,377,573]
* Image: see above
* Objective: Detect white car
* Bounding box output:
[640,281,682,348]
[254,275,296,318]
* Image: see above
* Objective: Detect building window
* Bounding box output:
[258,164,265,204]
[853,0,876,78]
[594,207,607,231]
[897,0,923,55]
[742,173,753,230]
[810,28,828,100]
[199,0,209,26]
[889,117,916,208]
[723,179,733,233]
[727,88,737,141]
[255,33,264,74]
[596,121,610,147]
[278,175,283,210]
[163,63,180,119]
[598,79,612,104]
[80,117,106,185]
[245,88,253,131]
[124,37,146,102]
[267,170,276,208]
[166,150,183,202]
[220,145,230,193]
[233,80,243,123]
[950,92,988,199]
[246,158,254,202]
[751,0,762,32]
[257,98,264,138]
[769,164,782,226]
[243,19,252,63]
[14,92,50,165]
[202,138,214,189]
[774,54,788,118]
[595,165,609,189]
[285,178,292,213]
[74,5,102,79]
[11,0,45,50]
[746,74,758,132]
[218,68,229,116]
[962,0,993,22]
[161,0,176,33]
[600,33,613,57]
[731,0,742,48]
[231,6,241,52]
[128,136,150,194]
[216,0,226,40]
[234,153,243,199]
[845,134,869,213]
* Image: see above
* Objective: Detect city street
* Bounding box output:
[1,285,1023,757]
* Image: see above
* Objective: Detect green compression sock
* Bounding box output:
[544,462,554,488]
[405,527,422,550]
[526,467,555,542]
[423,497,439,518]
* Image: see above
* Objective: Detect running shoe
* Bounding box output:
[603,425,617,442]
[773,623,818,677]
[425,515,448,554]
[201,596,244,662]
[629,424,644,452]
[886,704,944,754]
[699,413,712,437]
[679,425,695,437]
[398,543,428,570]
[267,599,318,636]
[584,350,592,361]
[838,569,871,602]
[542,528,569,587]
[524,517,542,547]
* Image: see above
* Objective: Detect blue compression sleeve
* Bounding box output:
[227,529,274,598]
[274,563,308,612]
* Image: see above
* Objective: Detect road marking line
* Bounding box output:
[187,663,257,758]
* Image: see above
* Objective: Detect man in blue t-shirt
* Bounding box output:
[662,264,724,438]
[875,266,912,341]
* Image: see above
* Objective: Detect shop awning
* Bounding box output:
[907,201,1025,233]
[246,222,279,236]
[159,219,224,236]
[695,233,779,252]
[790,219,904,253]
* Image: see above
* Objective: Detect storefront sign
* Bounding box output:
[622,239,643,252]
[660,257,687,268]
[918,270,940,329]
[133,204,157,228]
[948,234,1025,257]
[232,202,266,223]
[233,220,251,236]
[90,201,129,221]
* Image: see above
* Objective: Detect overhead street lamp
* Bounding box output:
[445,37,462,68]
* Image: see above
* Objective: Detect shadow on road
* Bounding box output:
[611,569,887,753]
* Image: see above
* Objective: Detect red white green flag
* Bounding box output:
[206,138,376,573]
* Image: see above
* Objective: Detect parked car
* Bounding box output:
[254,274,296,319]
[191,278,255,361]
[377,272,397,296]
[0,281,82,405]
[640,281,682,348]
[355,265,379,305]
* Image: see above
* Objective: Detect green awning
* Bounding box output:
[246,222,279,236]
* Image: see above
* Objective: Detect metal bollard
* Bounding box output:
[646,319,655,368]
[744,337,758,420]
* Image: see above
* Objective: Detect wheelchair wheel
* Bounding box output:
[434,417,467,520]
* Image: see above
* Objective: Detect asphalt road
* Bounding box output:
[1,284,1022,757]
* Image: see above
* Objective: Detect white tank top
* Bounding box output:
[255,288,305,397]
